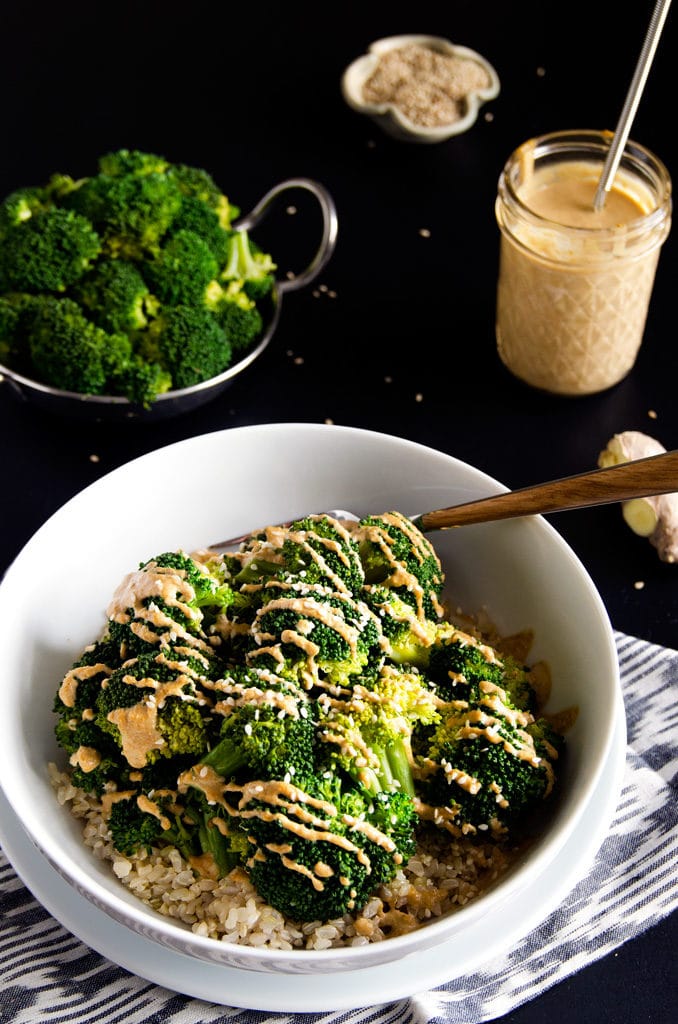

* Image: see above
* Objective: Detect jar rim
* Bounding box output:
[499,128,672,237]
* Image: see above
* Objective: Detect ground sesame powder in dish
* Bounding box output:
[362,43,492,128]
[48,763,516,950]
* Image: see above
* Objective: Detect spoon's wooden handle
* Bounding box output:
[416,450,678,531]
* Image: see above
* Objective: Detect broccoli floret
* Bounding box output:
[357,511,445,623]
[222,228,276,300]
[94,651,214,767]
[243,778,417,922]
[0,208,101,292]
[363,585,439,667]
[143,305,232,389]
[248,584,384,688]
[208,279,264,354]
[73,258,157,333]
[110,352,172,408]
[157,700,209,758]
[168,162,240,227]
[427,627,538,712]
[167,195,233,263]
[316,663,438,797]
[98,149,170,177]
[0,293,35,366]
[145,229,219,306]
[0,186,50,239]
[416,684,562,835]
[26,296,132,394]
[281,514,366,594]
[107,792,167,856]
[108,785,247,877]
[201,698,316,788]
[106,550,235,660]
[426,626,504,700]
[64,170,182,258]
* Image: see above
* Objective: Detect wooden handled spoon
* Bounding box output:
[411,449,678,532]
[213,450,678,549]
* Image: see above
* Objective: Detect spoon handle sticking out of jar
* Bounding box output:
[593,0,673,212]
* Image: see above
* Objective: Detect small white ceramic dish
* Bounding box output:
[0,711,626,1010]
[341,34,500,143]
[0,423,621,977]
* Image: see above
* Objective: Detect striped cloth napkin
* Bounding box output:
[1,632,677,1023]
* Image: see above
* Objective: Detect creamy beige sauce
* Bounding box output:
[59,662,113,708]
[520,165,649,228]
[69,746,102,773]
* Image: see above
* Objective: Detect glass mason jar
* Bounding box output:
[495,130,672,396]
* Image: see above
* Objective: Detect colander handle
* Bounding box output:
[233,177,338,294]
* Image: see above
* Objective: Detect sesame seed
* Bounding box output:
[419,228,431,238]
[648,409,658,419]
[89,453,100,463]
[634,580,645,590]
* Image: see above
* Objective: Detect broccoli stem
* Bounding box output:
[200,736,244,779]
[384,737,415,797]
[354,736,415,798]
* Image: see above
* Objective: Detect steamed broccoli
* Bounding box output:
[0,149,277,404]
[107,786,247,876]
[106,549,235,660]
[247,584,385,688]
[200,695,316,788]
[209,280,264,354]
[145,229,219,306]
[358,511,445,623]
[63,170,183,258]
[167,195,233,263]
[26,295,132,394]
[73,258,157,333]
[0,208,101,292]
[53,513,567,925]
[142,304,232,389]
[415,683,563,836]
[243,778,417,922]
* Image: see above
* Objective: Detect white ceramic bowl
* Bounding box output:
[0,423,622,977]
[342,34,500,143]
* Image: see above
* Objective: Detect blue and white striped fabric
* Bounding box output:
[2,632,677,1024]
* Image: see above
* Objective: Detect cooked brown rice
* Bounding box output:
[49,762,519,950]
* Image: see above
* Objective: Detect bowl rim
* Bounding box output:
[341,34,501,141]
[0,422,621,969]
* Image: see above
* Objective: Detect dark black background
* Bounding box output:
[0,1,676,1019]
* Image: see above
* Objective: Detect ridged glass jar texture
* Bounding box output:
[495,130,672,396]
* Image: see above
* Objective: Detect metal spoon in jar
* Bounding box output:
[593,0,672,211]
[213,448,678,549]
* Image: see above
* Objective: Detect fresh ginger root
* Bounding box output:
[598,431,678,563]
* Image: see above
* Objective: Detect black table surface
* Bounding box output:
[1,2,676,1020]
